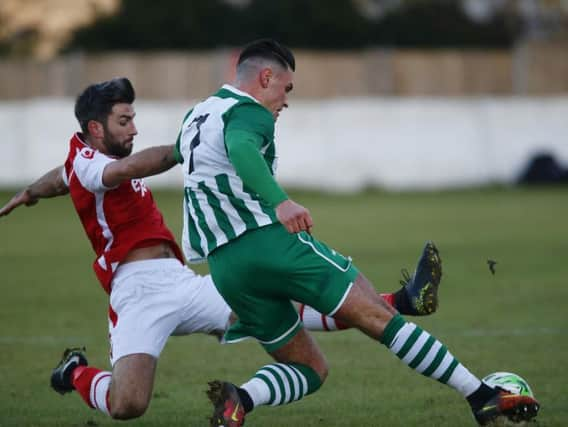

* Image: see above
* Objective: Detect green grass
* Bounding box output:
[1,186,567,426]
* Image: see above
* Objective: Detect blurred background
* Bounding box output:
[1,0,568,191]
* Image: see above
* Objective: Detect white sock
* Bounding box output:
[90,371,112,415]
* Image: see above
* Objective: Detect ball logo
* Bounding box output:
[81,148,95,159]
[482,372,534,398]
[131,179,148,197]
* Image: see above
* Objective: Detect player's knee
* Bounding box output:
[109,397,149,420]
[320,359,330,382]
[308,356,329,384]
[356,308,395,340]
[337,296,395,339]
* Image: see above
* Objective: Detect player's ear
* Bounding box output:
[259,68,272,89]
[87,120,104,139]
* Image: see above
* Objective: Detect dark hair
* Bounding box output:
[237,39,295,72]
[74,77,135,134]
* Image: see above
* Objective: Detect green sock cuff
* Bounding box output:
[290,363,323,395]
[380,313,406,346]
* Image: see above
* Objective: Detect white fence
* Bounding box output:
[1,97,567,191]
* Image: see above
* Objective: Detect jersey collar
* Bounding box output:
[222,84,261,104]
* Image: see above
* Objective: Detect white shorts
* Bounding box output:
[108,258,231,365]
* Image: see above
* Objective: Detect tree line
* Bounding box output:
[62,0,521,52]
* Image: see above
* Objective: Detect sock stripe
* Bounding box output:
[396,326,423,359]
[438,358,459,384]
[255,372,276,404]
[273,365,293,404]
[90,373,102,410]
[382,317,481,401]
[280,363,310,402]
[278,363,304,401]
[422,345,448,377]
[390,323,416,354]
[299,304,305,320]
[321,314,330,331]
[90,372,111,414]
[263,367,286,405]
[380,313,406,346]
[274,364,296,403]
[431,351,454,380]
[279,364,299,401]
[409,335,436,369]
[415,341,442,373]
[286,370,300,402]
[289,364,309,397]
[401,330,429,364]
[252,364,312,406]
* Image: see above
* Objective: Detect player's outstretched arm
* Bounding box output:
[0,165,68,217]
[102,144,177,188]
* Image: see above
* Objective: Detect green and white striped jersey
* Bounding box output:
[174,84,279,263]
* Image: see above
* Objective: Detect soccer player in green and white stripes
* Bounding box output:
[174,39,538,426]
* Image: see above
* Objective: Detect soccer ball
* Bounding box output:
[482,372,534,397]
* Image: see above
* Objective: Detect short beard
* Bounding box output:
[104,140,132,158]
[102,124,132,158]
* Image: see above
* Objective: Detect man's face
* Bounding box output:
[263,67,294,121]
[102,103,137,157]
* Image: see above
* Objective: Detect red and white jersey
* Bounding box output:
[63,133,183,294]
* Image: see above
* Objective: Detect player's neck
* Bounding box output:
[233,81,264,105]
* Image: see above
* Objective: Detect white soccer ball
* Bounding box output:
[482,372,534,398]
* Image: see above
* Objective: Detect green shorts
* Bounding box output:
[208,223,359,352]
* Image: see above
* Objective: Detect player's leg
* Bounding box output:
[100,260,185,418]
[297,268,392,330]
[195,240,441,335]
[298,241,443,331]
[51,347,111,414]
[50,348,156,419]
[208,326,327,427]
[334,272,539,425]
[107,354,157,418]
[194,272,378,334]
[172,271,233,339]
[260,228,537,425]
[206,294,329,426]
[50,259,200,419]
[205,225,356,426]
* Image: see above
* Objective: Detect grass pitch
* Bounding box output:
[0,186,567,426]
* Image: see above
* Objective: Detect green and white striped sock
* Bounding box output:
[381,314,481,397]
[240,363,322,408]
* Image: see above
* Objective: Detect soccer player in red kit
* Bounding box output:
[0,77,442,420]
[11,78,232,419]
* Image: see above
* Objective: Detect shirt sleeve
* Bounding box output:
[73,147,116,193]
[224,103,287,206]
[225,102,274,143]
[61,165,69,188]
[225,128,288,206]
[173,130,184,164]
[174,108,194,164]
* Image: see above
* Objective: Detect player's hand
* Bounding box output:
[0,189,38,217]
[275,199,313,234]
